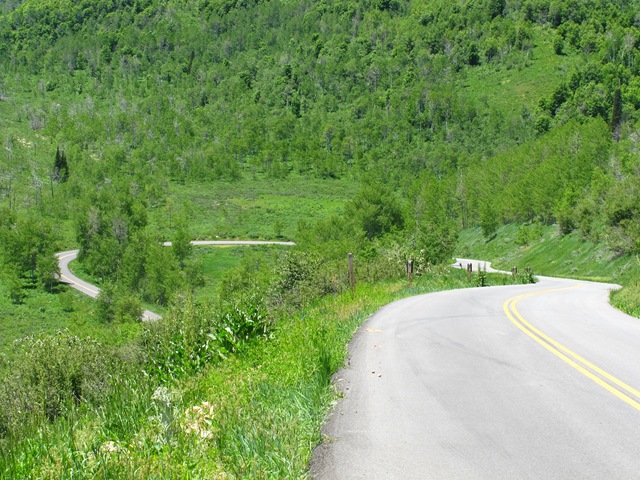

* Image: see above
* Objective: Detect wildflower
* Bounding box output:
[183,401,215,439]
[99,441,129,455]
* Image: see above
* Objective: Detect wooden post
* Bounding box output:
[348,253,355,291]
[407,260,413,286]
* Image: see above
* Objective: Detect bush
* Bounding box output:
[140,292,270,381]
[97,283,143,323]
[515,222,544,246]
[271,251,343,308]
[0,331,117,437]
[141,293,216,381]
[216,297,270,354]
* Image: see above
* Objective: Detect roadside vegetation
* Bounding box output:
[0,250,515,478]
[458,224,640,317]
[3,0,640,477]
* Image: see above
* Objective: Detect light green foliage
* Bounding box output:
[4,0,640,475]
[0,215,59,286]
[515,222,544,246]
[0,331,116,437]
[159,177,355,241]
[410,172,459,265]
[457,224,638,283]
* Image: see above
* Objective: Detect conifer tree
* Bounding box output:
[53,147,69,182]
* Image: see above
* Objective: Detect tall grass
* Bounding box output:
[0,260,496,478]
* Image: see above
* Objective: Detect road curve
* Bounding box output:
[56,240,295,321]
[311,264,640,479]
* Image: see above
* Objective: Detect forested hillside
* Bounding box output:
[2,0,640,260]
[3,0,640,476]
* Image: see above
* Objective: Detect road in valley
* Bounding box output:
[311,261,640,479]
[56,241,295,321]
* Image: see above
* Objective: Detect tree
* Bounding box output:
[412,174,459,265]
[2,266,25,304]
[553,34,564,55]
[345,179,405,241]
[36,253,60,293]
[53,146,69,182]
[172,223,192,269]
[96,283,116,323]
[610,87,622,141]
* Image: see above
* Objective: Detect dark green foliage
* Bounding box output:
[553,34,565,55]
[610,87,622,141]
[53,146,68,183]
[345,179,405,241]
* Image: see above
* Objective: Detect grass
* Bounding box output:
[156,176,356,241]
[460,28,579,117]
[457,224,638,283]
[193,244,293,301]
[0,265,514,478]
[0,282,140,356]
[457,223,640,317]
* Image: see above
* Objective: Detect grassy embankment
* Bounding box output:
[0,265,514,479]
[457,224,640,317]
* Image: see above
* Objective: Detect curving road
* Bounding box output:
[311,260,640,479]
[56,241,295,321]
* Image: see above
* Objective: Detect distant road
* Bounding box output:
[311,260,640,479]
[56,240,295,321]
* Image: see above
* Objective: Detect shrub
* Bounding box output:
[140,292,270,381]
[271,251,343,308]
[0,331,117,437]
[141,293,216,381]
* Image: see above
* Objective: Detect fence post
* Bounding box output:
[407,260,413,286]
[348,253,355,291]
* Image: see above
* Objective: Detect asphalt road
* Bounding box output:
[311,263,640,479]
[56,241,295,321]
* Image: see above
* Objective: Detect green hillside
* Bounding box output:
[3,0,640,476]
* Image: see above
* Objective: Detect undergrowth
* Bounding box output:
[0,260,509,478]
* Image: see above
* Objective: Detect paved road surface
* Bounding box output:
[311,262,640,479]
[56,241,294,321]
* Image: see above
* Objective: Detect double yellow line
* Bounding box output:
[504,286,640,411]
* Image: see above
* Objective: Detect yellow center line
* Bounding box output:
[504,286,640,411]
[60,273,100,295]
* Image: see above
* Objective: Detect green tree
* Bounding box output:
[36,253,60,293]
[172,223,192,269]
[610,87,622,141]
[345,179,405,241]
[2,266,25,305]
[411,173,459,265]
[53,146,69,183]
